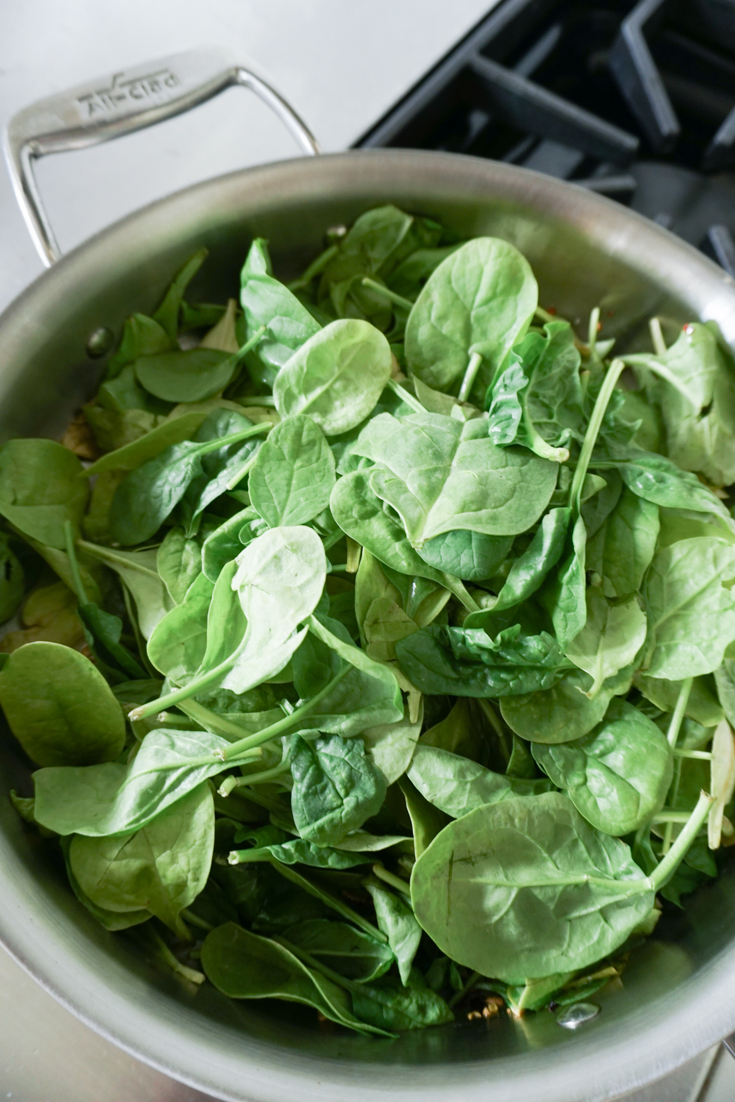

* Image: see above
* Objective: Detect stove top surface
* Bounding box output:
[357,0,735,272]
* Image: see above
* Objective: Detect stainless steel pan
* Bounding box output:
[2,47,735,1102]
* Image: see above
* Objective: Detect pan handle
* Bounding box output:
[3,47,321,267]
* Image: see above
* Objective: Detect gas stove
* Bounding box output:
[356,0,735,275]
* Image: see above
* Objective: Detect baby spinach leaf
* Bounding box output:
[77,543,174,640]
[387,245,460,299]
[580,470,623,539]
[201,921,387,1036]
[249,414,336,527]
[354,412,558,543]
[146,572,214,681]
[293,631,404,737]
[350,972,454,1031]
[179,409,265,526]
[500,664,633,744]
[0,536,24,622]
[485,352,527,445]
[231,835,369,870]
[399,775,450,857]
[306,613,403,718]
[564,589,647,697]
[586,488,660,598]
[532,700,673,834]
[290,733,387,847]
[474,507,570,620]
[643,537,735,680]
[615,451,732,521]
[513,321,584,454]
[135,348,235,403]
[201,507,261,581]
[407,743,549,819]
[487,322,584,462]
[110,420,267,545]
[240,238,321,378]
[69,782,214,938]
[708,718,735,848]
[215,526,326,696]
[60,837,150,932]
[361,699,423,786]
[156,526,202,605]
[411,792,655,982]
[395,625,573,698]
[106,312,171,379]
[640,322,735,487]
[405,238,538,397]
[84,411,208,476]
[545,514,587,650]
[365,881,421,985]
[77,604,146,682]
[416,529,512,582]
[330,470,472,608]
[0,440,88,549]
[284,918,393,982]
[0,641,126,767]
[273,319,392,437]
[420,698,486,762]
[152,247,208,340]
[33,727,240,836]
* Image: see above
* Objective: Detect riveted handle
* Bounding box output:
[3,47,320,266]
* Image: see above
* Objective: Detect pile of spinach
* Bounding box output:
[2,204,734,1035]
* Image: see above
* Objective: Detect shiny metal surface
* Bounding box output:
[4,47,320,266]
[0,149,735,1102]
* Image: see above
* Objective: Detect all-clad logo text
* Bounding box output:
[77,69,179,117]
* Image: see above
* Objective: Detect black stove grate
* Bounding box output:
[355,0,735,275]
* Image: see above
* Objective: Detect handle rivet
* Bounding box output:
[86,327,114,358]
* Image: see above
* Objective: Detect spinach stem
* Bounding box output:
[218,759,291,796]
[569,358,626,513]
[245,394,277,407]
[667,679,693,748]
[385,377,425,414]
[63,521,88,604]
[361,277,414,313]
[268,860,386,940]
[673,749,712,761]
[458,352,483,403]
[273,934,359,992]
[287,244,338,290]
[649,316,667,357]
[649,791,714,891]
[346,537,362,573]
[448,970,481,1010]
[619,355,698,408]
[218,666,350,761]
[327,562,348,573]
[225,452,260,492]
[180,908,214,933]
[192,422,273,459]
[150,931,205,984]
[650,810,693,823]
[176,698,260,742]
[371,863,410,896]
[587,307,600,360]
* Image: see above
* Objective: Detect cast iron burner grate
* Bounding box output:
[355,0,735,276]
